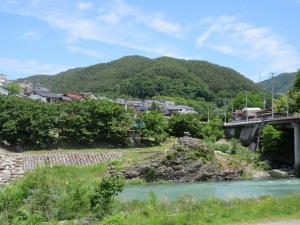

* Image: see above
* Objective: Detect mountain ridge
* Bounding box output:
[258,72,296,94]
[20,55,262,100]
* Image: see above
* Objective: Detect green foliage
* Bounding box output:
[137,111,169,144]
[232,91,269,110]
[91,173,125,219]
[0,96,131,149]
[168,113,204,137]
[0,164,106,224]
[6,83,21,95]
[102,194,300,225]
[145,168,156,182]
[187,145,214,161]
[293,69,300,89]
[168,115,224,141]
[23,56,261,101]
[260,125,282,153]
[200,118,224,141]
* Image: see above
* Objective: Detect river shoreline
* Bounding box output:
[120,178,300,201]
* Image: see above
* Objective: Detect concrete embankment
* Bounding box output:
[0,152,122,185]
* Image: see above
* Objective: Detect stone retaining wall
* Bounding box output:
[0,152,122,185]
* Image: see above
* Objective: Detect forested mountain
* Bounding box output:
[258,72,296,94]
[21,55,261,100]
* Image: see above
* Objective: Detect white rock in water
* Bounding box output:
[269,169,289,178]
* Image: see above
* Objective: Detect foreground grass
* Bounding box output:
[1,165,300,225]
[100,194,300,225]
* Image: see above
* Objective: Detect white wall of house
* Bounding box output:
[0,87,8,95]
[28,93,47,102]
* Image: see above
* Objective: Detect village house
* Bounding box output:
[28,87,59,103]
[0,74,7,87]
[117,99,146,112]
[161,104,197,116]
[63,92,85,101]
[233,107,262,121]
[0,86,8,95]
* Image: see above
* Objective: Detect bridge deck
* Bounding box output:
[224,115,300,127]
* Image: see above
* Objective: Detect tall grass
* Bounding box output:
[98,194,300,225]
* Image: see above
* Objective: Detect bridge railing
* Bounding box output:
[224,113,300,126]
[224,118,262,126]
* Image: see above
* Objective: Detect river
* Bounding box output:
[119,178,300,201]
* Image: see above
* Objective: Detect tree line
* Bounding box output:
[0,96,223,150]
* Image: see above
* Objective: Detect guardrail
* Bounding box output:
[224,114,300,126]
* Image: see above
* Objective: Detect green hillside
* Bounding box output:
[21,55,261,100]
[258,72,296,94]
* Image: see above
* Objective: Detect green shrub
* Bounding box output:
[188,145,214,161]
[146,168,156,182]
[90,173,125,219]
[260,125,282,153]
[136,110,169,144]
[168,114,203,137]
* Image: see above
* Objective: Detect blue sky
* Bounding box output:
[0,0,299,81]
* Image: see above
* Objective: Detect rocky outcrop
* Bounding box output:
[0,152,123,185]
[123,137,243,182]
[269,169,291,178]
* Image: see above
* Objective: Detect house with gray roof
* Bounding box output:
[28,87,59,103]
[0,86,8,96]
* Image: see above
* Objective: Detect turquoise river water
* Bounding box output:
[119,178,300,201]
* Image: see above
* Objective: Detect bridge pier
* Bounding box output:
[293,122,300,169]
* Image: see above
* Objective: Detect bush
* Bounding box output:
[90,173,125,219]
[168,114,203,137]
[260,125,282,153]
[136,110,169,144]
[200,118,224,141]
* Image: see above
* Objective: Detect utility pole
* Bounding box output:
[271,72,275,119]
[286,95,289,117]
[207,107,210,123]
[246,91,248,122]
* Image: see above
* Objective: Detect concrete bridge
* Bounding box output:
[224,115,300,169]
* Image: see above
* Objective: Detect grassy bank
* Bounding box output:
[1,164,300,225]
[103,194,300,225]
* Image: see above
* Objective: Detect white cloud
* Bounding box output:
[196,16,300,73]
[148,18,182,37]
[22,31,41,39]
[0,0,184,57]
[0,57,71,75]
[97,0,183,36]
[67,45,104,58]
[77,2,93,10]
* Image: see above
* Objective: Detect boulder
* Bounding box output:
[269,169,289,178]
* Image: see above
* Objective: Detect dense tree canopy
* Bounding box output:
[0,96,132,149]
[6,83,21,95]
[22,56,261,101]
[294,69,300,89]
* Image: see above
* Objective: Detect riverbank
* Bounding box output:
[1,162,300,224]
[101,194,300,225]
